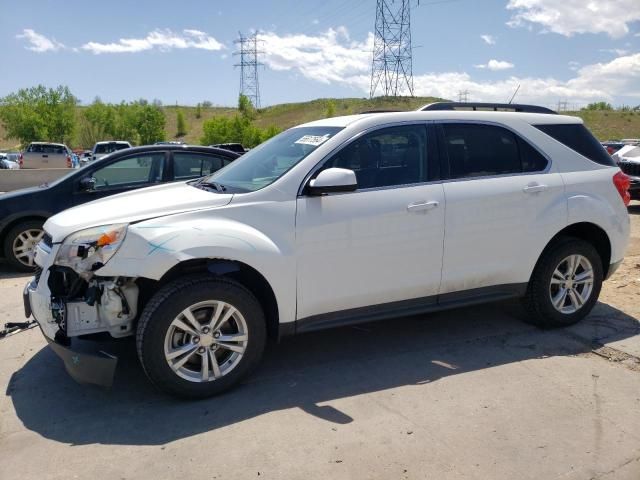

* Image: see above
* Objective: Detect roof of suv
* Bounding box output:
[300,110,583,129]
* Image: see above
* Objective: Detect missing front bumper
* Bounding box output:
[25,281,118,388]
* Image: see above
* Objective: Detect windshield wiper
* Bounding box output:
[200,179,227,192]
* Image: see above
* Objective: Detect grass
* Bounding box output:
[1,98,639,150]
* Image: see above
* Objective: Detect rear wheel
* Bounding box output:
[523,237,603,328]
[3,220,44,271]
[137,275,266,398]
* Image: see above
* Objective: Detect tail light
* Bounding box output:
[606,146,614,155]
[66,155,72,168]
[18,153,23,168]
[613,171,631,206]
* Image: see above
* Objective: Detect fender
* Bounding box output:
[96,210,297,325]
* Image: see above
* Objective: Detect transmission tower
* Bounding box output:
[234,32,263,108]
[370,0,414,98]
[458,90,470,102]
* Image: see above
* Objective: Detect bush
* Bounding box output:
[176,109,187,137]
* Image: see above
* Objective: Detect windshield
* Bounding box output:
[202,126,343,192]
[95,143,129,154]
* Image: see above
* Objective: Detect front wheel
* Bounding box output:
[3,220,44,271]
[137,276,267,398]
[522,237,603,328]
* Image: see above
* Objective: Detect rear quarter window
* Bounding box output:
[533,123,615,166]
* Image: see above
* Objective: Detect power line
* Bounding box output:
[458,90,470,102]
[370,0,415,98]
[233,32,264,108]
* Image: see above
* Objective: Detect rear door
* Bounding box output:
[437,122,565,297]
[73,151,167,205]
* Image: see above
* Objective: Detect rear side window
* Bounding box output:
[534,124,615,166]
[441,123,521,178]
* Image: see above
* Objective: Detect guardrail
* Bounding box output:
[0,168,70,192]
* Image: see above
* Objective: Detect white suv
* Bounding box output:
[24,103,631,398]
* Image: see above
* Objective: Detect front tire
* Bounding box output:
[3,220,44,271]
[137,275,267,399]
[523,237,603,328]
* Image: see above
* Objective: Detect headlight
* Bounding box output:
[55,224,128,272]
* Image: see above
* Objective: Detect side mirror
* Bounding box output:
[307,168,358,196]
[80,176,96,192]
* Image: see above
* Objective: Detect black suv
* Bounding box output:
[0,144,239,270]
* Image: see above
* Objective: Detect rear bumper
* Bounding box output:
[24,279,118,387]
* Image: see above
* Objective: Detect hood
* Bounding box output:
[45,181,233,242]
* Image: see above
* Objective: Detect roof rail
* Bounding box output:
[358,109,402,114]
[419,102,557,114]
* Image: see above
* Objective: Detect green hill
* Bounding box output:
[1,97,639,150]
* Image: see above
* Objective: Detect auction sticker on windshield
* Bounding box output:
[294,134,331,146]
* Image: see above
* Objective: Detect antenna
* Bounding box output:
[508,84,521,104]
[233,32,264,108]
[370,0,414,98]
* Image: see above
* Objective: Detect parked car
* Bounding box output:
[24,103,630,398]
[92,141,132,161]
[211,143,247,154]
[601,141,625,155]
[614,145,640,200]
[79,150,93,165]
[0,145,238,270]
[0,154,20,170]
[6,152,22,167]
[22,142,73,169]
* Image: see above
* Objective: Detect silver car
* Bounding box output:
[22,142,72,169]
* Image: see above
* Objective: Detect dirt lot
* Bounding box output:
[1,209,639,480]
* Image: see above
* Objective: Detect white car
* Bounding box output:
[91,141,132,161]
[25,103,631,398]
[0,153,20,170]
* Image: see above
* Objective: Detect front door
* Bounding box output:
[295,124,445,321]
[73,152,166,205]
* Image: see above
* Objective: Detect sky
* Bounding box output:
[0,0,639,108]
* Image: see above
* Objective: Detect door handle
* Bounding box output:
[523,184,548,194]
[407,200,439,212]
[42,154,48,158]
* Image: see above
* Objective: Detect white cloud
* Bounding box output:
[258,28,640,104]
[599,48,629,56]
[81,29,225,54]
[480,34,496,45]
[568,60,581,71]
[259,28,372,87]
[16,29,65,52]
[507,0,640,38]
[475,59,515,71]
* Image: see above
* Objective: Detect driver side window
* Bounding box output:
[319,125,428,189]
[92,153,165,190]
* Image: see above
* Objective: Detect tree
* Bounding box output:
[0,85,77,146]
[136,104,166,145]
[238,94,256,121]
[176,109,188,137]
[202,100,213,108]
[584,102,613,111]
[326,99,336,118]
[195,103,202,119]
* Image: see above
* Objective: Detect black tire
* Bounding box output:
[136,275,266,399]
[522,237,603,328]
[3,220,44,272]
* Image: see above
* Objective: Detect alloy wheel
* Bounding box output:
[549,254,594,314]
[11,228,44,268]
[163,300,249,382]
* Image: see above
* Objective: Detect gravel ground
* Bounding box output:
[0,207,639,480]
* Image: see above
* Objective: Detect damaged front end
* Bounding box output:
[25,224,141,387]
